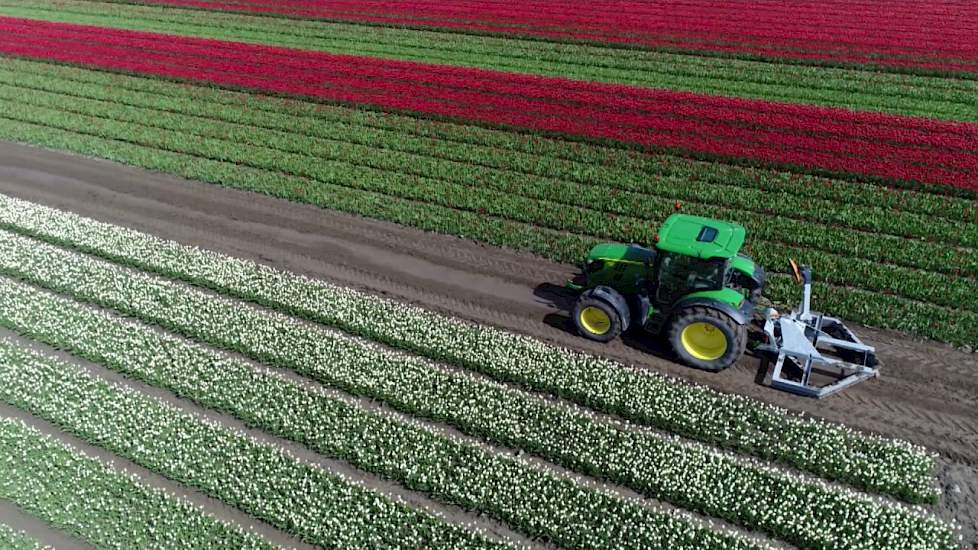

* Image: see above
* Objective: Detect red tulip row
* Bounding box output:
[1,17,976,191]
[117,0,978,73]
[5,17,975,141]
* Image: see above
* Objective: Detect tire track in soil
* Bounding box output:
[0,140,976,541]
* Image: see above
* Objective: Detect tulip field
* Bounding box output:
[0,0,973,547]
[27,0,978,76]
[0,194,961,548]
[0,0,975,347]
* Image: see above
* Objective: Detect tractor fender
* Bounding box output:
[584,286,631,332]
[672,297,746,325]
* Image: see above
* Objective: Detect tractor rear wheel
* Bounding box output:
[572,295,623,343]
[668,306,746,371]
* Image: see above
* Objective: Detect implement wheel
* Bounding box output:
[572,295,623,343]
[669,306,746,371]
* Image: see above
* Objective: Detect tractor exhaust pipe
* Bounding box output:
[800,265,813,321]
[790,259,813,320]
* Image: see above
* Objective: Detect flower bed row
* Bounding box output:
[0,92,973,315]
[0,410,272,549]
[0,206,941,506]
[7,0,978,122]
[7,15,973,145]
[0,523,41,550]
[87,0,978,75]
[0,279,759,550]
[0,337,504,549]
[0,117,972,346]
[0,262,956,548]
[0,17,976,191]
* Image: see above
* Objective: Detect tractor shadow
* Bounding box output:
[534,282,774,383]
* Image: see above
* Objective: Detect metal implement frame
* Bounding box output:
[758,265,879,398]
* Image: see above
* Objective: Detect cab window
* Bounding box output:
[656,253,725,303]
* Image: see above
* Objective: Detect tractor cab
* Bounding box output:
[567,214,765,371]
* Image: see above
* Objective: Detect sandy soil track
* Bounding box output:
[0,141,975,543]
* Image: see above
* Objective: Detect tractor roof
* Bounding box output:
[656,214,745,260]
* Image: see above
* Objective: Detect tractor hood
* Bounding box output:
[587,242,655,265]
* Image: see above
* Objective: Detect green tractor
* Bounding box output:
[566,213,764,371]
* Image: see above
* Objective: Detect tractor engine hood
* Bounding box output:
[587,242,655,264]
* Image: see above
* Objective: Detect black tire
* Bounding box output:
[668,306,747,371]
[572,295,623,343]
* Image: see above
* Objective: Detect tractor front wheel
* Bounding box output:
[668,307,746,371]
[572,295,623,343]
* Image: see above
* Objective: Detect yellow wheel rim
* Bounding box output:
[681,322,728,361]
[579,306,611,335]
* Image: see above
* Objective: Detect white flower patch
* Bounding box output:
[0,193,939,504]
[0,230,957,548]
[0,522,44,550]
[0,416,272,549]
[0,341,504,550]
[0,275,761,550]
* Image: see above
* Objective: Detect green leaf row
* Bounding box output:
[0,408,273,549]
[0,90,973,316]
[3,56,972,225]
[0,193,941,504]
[1,67,974,254]
[0,279,760,550]
[0,236,955,548]
[0,116,972,345]
[5,0,978,122]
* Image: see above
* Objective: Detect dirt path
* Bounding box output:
[0,141,975,541]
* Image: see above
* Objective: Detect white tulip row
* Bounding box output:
[0,522,43,550]
[0,280,759,550]
[0,234,957,548]
[0,192,937,504]
[0,414,272,549]
[0,338,501,549]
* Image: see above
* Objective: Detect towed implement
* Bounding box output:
[566,213,878,397]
